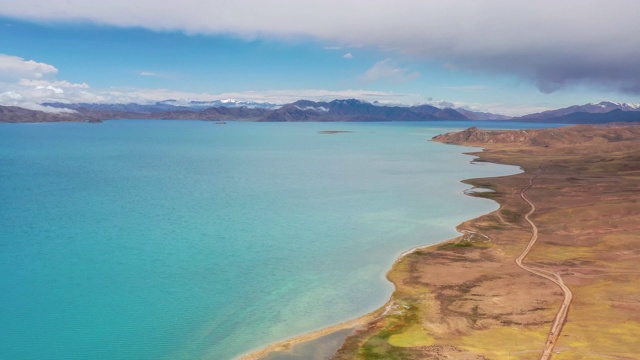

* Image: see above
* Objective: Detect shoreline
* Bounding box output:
[239,153,516,360]
[243,123,640,359]
[238,305,383,360]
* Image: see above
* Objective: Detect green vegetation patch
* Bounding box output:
[438,241,474,250]
[437,239,492,251]
[356,300,435,359]
[526,244,595,263]
[456,326,548,359]
[557,279,640,357]
[387,325,435,347]
[359,339,414,360]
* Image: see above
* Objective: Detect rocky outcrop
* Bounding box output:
[432,127,534,144]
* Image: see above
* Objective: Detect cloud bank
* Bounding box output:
[0,54,96,111]
[0,54,58,81]
[0,53,439,112]
[1,0,639,94]
[0,52,580,116]
[362,59,420,84]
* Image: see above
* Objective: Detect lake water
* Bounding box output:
[0,120,541,359]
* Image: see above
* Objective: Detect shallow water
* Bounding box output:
[261,329,354,360]
[0,120,533,359]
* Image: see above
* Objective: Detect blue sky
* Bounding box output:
[1,1,639,115]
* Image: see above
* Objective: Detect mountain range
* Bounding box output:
[260,99,470,122]
[42,99,279,113]
[514,101,640,123]
[1,100,640,124]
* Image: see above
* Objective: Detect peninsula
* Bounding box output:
[247,123,640,359]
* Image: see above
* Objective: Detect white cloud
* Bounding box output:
[0,78,553,116]
[343,53,353,59]
[0,90,76,112]
[0,54,575,116]
[0,54,98,111]
[97,88,425,106]
[0,52,431,110]
[362,59,420,84]
[19,79,90,88]
[140,71,157,76]
[423,98,457,109]
[103,88,556,116]
[0,82,100,107]
[459,102,554,117]
[1,1,639,93]
[2,83,424,108]
[0,54,58,81]
[36,85,64,94]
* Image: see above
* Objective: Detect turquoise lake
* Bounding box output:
[0,120,545,359]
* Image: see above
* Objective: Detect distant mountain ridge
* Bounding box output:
[454,108,511,121]
[43,99,280,113]
[0,105,101,123]
[259,99,469,122]
[6,99,472,123]
[3,99,640,124]
[516,101,640,123]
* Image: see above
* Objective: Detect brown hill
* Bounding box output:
[0,105,101,123]
[432,124,640,151]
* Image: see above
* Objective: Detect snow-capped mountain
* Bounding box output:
[454,108,511,121]
[6,99,640,124]
[259,99,470,122]
[159,99,280,109]
[590,101,640,111]
[518,101,640,121]
[42,99,280,113]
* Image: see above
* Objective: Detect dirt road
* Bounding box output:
[514,167,573,360]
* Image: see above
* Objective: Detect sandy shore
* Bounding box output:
[239,305,384,359]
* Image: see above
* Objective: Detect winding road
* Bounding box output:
[513,166,573,360]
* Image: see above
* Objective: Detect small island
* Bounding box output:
[318,130,354,135]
